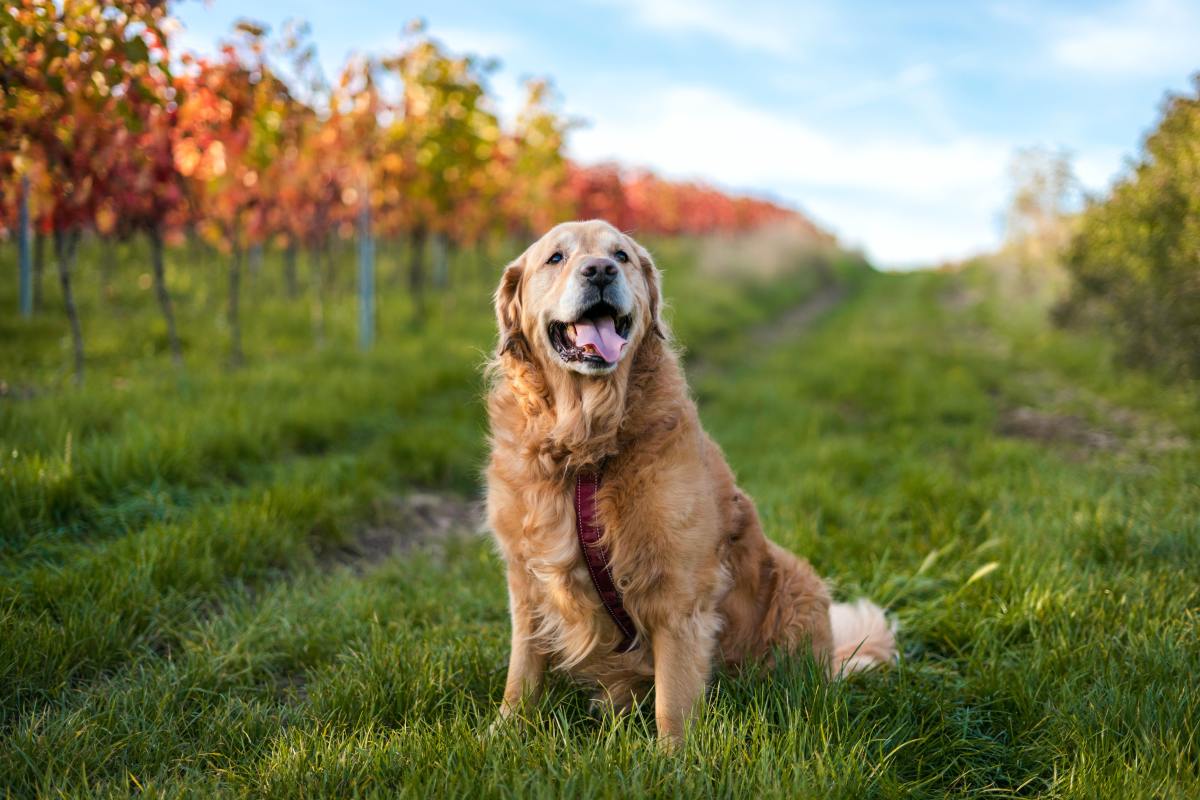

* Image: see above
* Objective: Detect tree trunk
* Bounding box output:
[408,228,427,323]
[228,245,244,367]
[17,175,32,317]
[326,241,336,289]
[248,242,263,294]
[149,227,183,366]
[382,237,402,287]
[310,244,326,345]
[99,237,117,305]
[440,239,460,314]
[54,230,85,386]
[32,230,46,312]
[469,240,480,282]
[475,240,489,281]
[431,233,449,290]
[284,242,299,297]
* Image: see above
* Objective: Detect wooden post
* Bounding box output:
[149,226,183,366]
[284,242,298,297]
[18,176,32,317]
[358,183,375,350]
[55,230,85,385]
[432,232,448,289]
[228,244,244,367]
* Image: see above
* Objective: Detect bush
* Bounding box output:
[1058,75,1200,378]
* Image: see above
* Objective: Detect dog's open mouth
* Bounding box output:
[549,302,633,368]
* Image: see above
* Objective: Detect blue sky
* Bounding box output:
[174,0,1199,267]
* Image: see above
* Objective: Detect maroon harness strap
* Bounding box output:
[574,469,639,652]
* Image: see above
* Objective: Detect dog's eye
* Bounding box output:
[547,252,564,265]
[614,250,629,263]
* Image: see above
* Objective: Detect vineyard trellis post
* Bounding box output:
[18,175,32,318]
[432,233,448,289]
[54,230,85,386]
[358,182,375,350]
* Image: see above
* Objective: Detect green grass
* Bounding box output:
[1,238,1197,798]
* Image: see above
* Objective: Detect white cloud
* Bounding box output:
[805,193,1002,269]
[169,17,217,59]
[589,0,827,56]
[573,86,1003,195]
[1074,146,1130,194]
[568,83,1018,265]
[817,63,938,113]
[1050,0,1200,77]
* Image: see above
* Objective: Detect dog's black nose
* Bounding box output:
[580,257,619,287]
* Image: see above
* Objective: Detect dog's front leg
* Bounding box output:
[497,567,546,722]
[652,614,717,746]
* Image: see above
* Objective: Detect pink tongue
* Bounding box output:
[572,316,627,363]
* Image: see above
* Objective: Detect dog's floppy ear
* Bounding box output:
[495,253,526,356]
[630,239,666,339]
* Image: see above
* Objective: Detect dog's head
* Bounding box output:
[495,220,663,377]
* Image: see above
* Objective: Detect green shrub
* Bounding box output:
[1058,75,1200,378]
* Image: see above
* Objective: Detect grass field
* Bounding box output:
[1,238,1198,798]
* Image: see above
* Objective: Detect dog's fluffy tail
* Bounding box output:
[829,598,897,676]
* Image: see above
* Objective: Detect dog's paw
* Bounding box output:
[480,710,512,743]
[656,730,683,753]
[590,684,645,719]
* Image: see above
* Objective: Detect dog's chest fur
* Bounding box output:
[485,338,732,691]
[487,445,735,696]
[491,475,654,678]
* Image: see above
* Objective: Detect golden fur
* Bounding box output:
[485,220,896,743]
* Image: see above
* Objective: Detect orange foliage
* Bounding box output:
[2,7,824,249]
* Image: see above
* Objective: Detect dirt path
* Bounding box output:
[324,492,483,572]
[937,272,1189,457]
[686,282,848,379]
[748,282,848,351]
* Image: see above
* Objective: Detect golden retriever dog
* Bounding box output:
[485,220,896,744]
